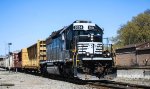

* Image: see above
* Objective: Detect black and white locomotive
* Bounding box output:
[40,20,113,80]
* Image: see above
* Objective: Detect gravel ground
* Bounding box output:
[1,68,149,89]
[0,69,93,89]
[113,77,150,86]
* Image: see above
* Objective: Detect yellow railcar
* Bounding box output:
[21,48,29,68]
[22,40,46,71]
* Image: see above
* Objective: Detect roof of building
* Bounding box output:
[116,42,150,50]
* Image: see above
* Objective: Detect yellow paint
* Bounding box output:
[22,40,46,70]
[22,48,29,68]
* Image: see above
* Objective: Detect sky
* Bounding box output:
[0,0,150,55]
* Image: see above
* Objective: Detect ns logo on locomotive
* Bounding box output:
[40,20,114,80]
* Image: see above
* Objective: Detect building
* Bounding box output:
[115,42,150,67]
[115,42,150,79]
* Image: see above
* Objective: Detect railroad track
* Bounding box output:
[7,70,150,89]
[88,80,150,89]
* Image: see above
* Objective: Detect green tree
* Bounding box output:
[112,9,150,48]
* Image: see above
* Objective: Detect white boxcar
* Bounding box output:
[3,55,14,69]
[0,56,5,68]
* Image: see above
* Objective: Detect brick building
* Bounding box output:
[115,42,150,67]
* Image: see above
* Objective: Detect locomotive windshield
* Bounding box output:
[74,29,102,42]
[74,29,101,36]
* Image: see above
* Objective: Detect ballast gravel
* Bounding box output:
[1,69,149,89]
[0,70,93,89]
[113,77,150,87]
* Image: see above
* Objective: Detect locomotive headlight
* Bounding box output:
[86,52,90,56]
[103,51,111,57]
[91,34,94,41]
[106,52,110,57]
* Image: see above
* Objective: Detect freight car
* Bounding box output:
[3,55,14,70]
[19,40,46,72]
[40,20,114,80]
[0,56,5,68]
[0,51,19,70]
[14,51,22,71]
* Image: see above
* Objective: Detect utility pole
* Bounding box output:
[8,43,12,73]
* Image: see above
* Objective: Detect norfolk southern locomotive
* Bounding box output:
[40,20,113,80]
